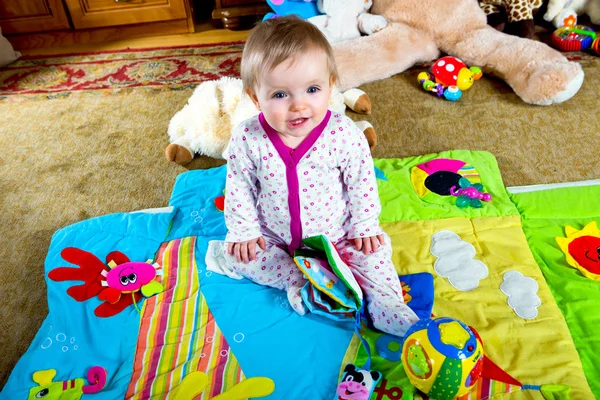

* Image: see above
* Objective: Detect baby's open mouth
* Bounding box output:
[287,118,308,128]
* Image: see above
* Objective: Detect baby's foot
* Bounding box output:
[286,286,307,316]
[206,241,243,279]
[371,302,418,337]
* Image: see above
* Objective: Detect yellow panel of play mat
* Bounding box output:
[382,214,592,399]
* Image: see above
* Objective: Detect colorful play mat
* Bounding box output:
[2,150,597,400]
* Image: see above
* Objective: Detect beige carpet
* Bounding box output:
[1,46,599,388]
[359,61,600,186]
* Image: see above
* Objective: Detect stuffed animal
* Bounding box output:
[307,0,388,43]
[263,0,320,21]
[478,0,544,38]
[331,0,584,105]
[165,77,376,165]
[0,27,20,68]
[544,0,600,27]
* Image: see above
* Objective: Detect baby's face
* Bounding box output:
[248,50,333,144]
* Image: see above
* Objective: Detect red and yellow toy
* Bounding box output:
[418,56,483,101]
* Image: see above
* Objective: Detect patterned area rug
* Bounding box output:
[0,42,244,101]
[1,39,595,103]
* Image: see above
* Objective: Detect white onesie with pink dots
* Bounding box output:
[211,110,417,337]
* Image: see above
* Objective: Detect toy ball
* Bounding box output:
[401,317,484,400]
[431,57,482,91]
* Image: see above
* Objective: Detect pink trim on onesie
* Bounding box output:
[259,110,332,255]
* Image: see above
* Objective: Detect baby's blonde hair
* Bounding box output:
[241,15,339,93]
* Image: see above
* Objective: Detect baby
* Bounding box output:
[209,15,418,337]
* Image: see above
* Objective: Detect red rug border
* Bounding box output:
[2,50,242,70]
[18,40,246,61]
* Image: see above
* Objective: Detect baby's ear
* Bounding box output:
[328,76,336,96]
[246,89,261,111]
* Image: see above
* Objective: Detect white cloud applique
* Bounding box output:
[500,270,541,319]
[430,230,489,291]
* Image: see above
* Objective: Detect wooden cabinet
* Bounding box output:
[220,0,264,5]
[0,0,71,35]
[65,0,189,29]
[212,0,269,30]
[0,0,195,50]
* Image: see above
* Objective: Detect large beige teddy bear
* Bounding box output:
[308,0,388,43]
[332,0,585,105]
[165,77,376,165]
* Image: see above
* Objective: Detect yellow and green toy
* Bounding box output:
[402,317,484,399]
[28,366,107,400]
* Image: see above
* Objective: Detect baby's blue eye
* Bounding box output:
[273,92,286,99]
[307,86,320,94]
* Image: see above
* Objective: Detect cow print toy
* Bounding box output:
[335,364,382,400]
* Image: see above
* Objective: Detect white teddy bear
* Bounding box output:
[165,77,376,165]
[544,0,600,28]
[307,0,388,43]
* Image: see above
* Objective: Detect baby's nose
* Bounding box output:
[290,98,308,111]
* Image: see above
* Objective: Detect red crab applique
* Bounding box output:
[48,248,162,318]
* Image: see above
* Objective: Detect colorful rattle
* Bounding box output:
[418,56,482,101]
[552,25,600,54]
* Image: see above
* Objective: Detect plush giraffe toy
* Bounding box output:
[478,0,545,38]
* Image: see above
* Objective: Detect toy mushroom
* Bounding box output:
[431,56,483,91]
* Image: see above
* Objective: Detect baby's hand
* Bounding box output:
[227,237,266,264]
[353,235,385,255]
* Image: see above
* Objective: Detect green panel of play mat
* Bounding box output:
[511,183,600,399]
[373,150,518,222]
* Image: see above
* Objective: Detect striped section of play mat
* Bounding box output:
[126,236,244,399]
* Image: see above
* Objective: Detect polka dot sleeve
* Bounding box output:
[224,126,263,243]
[339,118,383,239]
